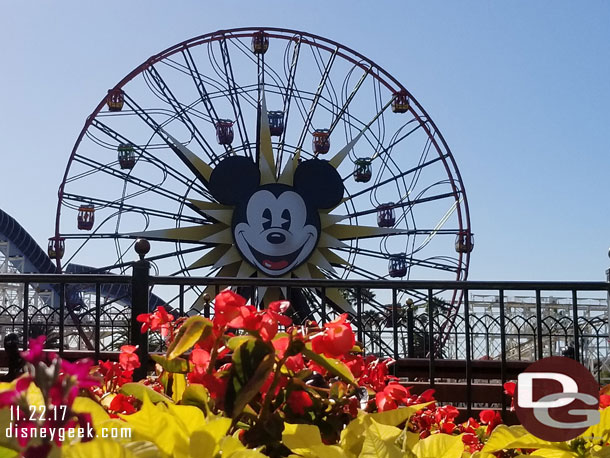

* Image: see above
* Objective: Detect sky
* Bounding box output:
[0,0,608,282]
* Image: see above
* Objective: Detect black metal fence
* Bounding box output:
[0,259,608,414]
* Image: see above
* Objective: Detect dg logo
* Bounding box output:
[515,356,600,441]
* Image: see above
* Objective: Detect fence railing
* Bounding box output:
[0,255,608,417]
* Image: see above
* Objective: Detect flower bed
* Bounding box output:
[1,290,609,457]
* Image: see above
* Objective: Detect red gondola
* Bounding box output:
[354,158,372,183]
[77,205,95,231]
[312,129,330,154]
[106,88,125,112]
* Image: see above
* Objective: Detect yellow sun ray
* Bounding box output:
[237,261,257,278]
[292,263,312,279]
[200,227,234,244]
[278,149,301,185]
[188,245,231,270]
[188,200,230,211]
[161,128,213,181]
[320,213,346,228]
[318,232,349,248]
[308,249,336,274]
[329,131,365,169]
[213,247,241,269]
[318,248,349,266]
[258,93,276,184]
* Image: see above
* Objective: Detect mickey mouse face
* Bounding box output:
[235,186,318,276]
[208,156,344,277]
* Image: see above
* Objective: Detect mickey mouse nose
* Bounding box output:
[267,232,286,244]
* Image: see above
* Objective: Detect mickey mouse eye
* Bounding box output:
[281,209,291,230]
[262,208,272,230]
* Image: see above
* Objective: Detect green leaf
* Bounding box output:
[0,446,18,458]
[226,450,268,458]
[412,433,464,458]
[171,373,187,402]
[303,343,355,384]
[151,354,190,373]
[360,419,403,458]
[370,403,431,427]
[64,440,161,458]
[482,425,569,453]
[228,335,256,350]
[72,396,110,428]
[118,392,189,457]
[120,382,173,405]
[226,338,275,418]
[283,423,323,449]
[283,423,349,458]
[166,315,213,359]
[181,384,210,414]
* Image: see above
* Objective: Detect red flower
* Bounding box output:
[287,390,313,415]
[137,306,174,337]
[109,393,137,414]
[119,345,140,372]
[311,314,355,359]
[213,290,248,327]
[600,394,610,409]
[343,354,365,378]
[479,409,502,435]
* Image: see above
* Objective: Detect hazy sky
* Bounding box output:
[1,1,608,281]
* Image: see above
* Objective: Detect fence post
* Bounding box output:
[131,239,150,381]
[406,299,415,358]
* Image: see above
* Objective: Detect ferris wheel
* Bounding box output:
[52,27,473,319]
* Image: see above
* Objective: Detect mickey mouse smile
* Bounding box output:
[239,232,313,272]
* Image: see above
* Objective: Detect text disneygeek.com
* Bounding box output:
[5,424,132,441]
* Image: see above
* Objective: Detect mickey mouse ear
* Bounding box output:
[293,159,344,209]
[208,156,260,205]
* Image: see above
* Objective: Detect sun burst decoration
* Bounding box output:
[131,93,406,313]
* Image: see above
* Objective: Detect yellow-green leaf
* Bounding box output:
[189,430,217,458]
[370,403,431,427]
[166,403,205,435]
[360,418,403,458]
[180,384,210,415]
[303,344,355,385]
[151,354,190,373]
[228,335,256,350]
[283,423,323,450]
[226,450,268,458]
[412,433,464,458]
[120,382,173,405]
[118,392,189,457]
[481,425,528,453]
[64,439,161,458]
[72,396,110,429]
[0,446,18,458]
[167,315,213,359]
[172,373,187,402]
